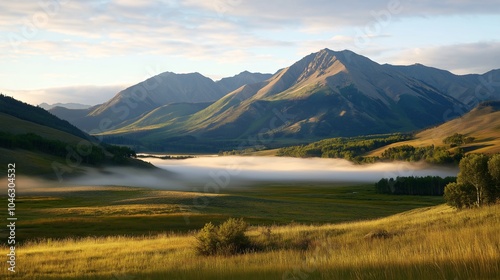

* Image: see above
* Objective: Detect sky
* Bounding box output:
[1,0,500,106]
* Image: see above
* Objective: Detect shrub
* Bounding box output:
[195,222,218,256]
[364,229,392,240]
[444,182,476,209]
[195,218,250,256]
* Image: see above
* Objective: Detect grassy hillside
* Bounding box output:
[0,94,89,139]
[0,113,86,144]
[0,96,152,177]
[3,197,498,279]
[0,113,92,177]
[368,101,500,156]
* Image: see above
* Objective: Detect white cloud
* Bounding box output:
[0,0,499,95]
[2,0,498,61]
[0,85,126,106]
[385,42,500,74]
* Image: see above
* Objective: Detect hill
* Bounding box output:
[0,94,90,140]
[368,101,500,156]
[0,95,152,177]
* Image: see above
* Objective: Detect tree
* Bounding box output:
[444,182,476,209]
[488,154,500,203]
[457,154,492,207]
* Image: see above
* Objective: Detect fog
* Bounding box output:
[15,156,459,191]
[95,156,457,190]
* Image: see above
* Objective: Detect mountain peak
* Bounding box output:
[216,71,273,93]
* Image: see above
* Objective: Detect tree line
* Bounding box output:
[380,145,463,164]
[0,131,136,165]
[375,176,457,196]
[276,134,412,163]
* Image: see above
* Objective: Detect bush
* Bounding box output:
[444,182,476,209]
[195,218,250,256]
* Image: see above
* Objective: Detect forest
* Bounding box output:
[276,134,411,162]
[375,176,457,196]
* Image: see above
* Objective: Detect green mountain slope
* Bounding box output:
[98,49,469,151]
[61,71,273,132]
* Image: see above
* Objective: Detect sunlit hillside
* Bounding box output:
[368,101,500,156]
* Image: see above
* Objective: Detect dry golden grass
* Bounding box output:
[368,105,500,157]
[2,204,499,280]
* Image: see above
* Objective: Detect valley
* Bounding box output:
[1,48,499,280]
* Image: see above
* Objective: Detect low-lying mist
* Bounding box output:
[17,156,459,191]
[150,156,458,185]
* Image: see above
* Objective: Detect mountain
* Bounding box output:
[59,71,272,132]
[217,71,273,93]
[48,105,99,131]
[39,102,92,110]
[53,48,500,152]
[384,64,500,107]
[97,49,472,151]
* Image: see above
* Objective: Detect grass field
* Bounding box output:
[0,198,498,279]
[3,184,444,242]
[0,183,498,279]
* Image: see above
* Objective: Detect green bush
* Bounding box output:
[444,154,500,208]
[195,218,250,256]
[444,182,476,209]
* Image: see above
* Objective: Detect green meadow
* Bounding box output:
[1,183,498,280]
[7,184,444,241]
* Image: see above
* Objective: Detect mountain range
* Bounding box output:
[39,102,92,110]
[50,48,500,152]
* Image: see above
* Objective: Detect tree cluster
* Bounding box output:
[375,176,456,196]
[443,133,475,147]
[444,154,500,208]
[380,145,463,164]
[276,134,411,163]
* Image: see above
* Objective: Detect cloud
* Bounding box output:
[2,1,498,61]
[0,0,499,93]
[0,85,126,106]
[386,42,500,74]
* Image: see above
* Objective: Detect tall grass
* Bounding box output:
[2,204,498,280]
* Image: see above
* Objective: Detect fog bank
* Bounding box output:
[148,156,458,188]
[18,156,456,191]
